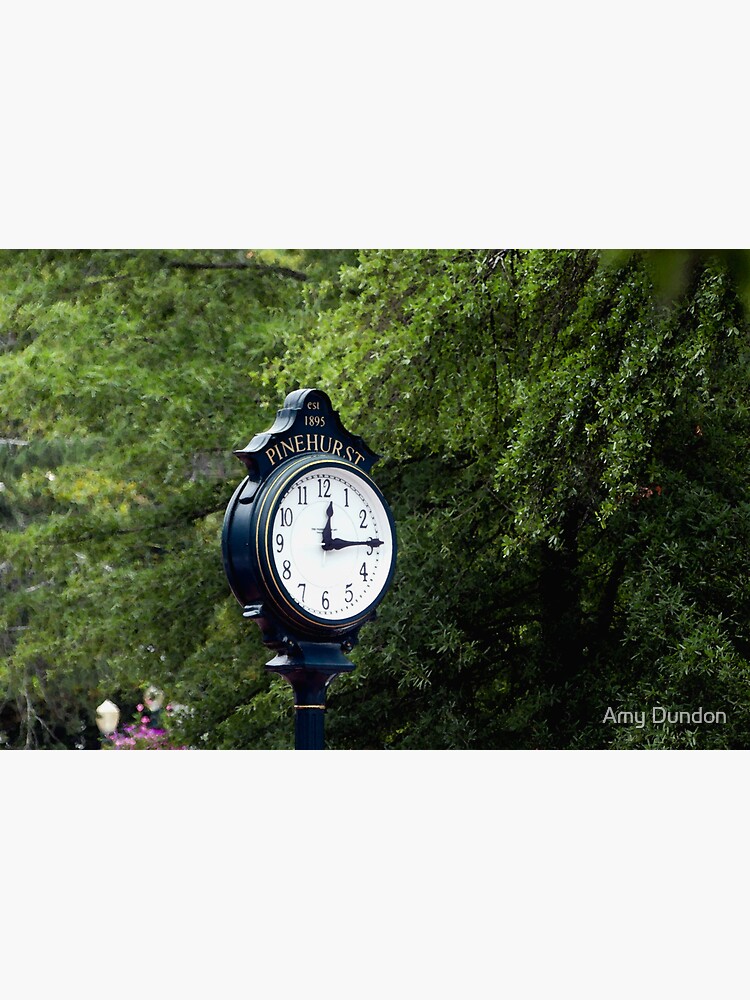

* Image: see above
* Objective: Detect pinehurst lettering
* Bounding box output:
[265,434,366,468]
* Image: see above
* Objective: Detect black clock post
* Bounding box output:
[222,389,397,750]
[264,642,355,750]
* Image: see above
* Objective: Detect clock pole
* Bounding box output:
[265,642,355,750]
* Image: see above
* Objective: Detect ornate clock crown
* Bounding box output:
[232,388,379,480]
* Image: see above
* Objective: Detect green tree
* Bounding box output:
[0,249,354,748]
[267,249,750,748]
[3,248,750,750]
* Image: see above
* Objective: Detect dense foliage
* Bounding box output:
[2,249,749,748]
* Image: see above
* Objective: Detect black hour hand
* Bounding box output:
[327,536,383,554]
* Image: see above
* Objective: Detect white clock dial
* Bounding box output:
[268,466,394,624]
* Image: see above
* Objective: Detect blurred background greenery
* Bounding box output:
[2,248,749,749]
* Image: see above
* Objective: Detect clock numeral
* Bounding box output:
[317,478,331,498]
[322,590,330,610]
[280,507,293,527]
[297,485,308,505]
[345,583,353,603]
[275,533,284,553]
[359,509,368,529]
[344,488,350,508]
[282,560,292,580]
[297,583,306,601]
[359,562,369,581]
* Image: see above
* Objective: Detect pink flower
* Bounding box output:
[136,704,144,712]
[141,715,150,724]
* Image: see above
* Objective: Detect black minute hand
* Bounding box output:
[321,502,334,549]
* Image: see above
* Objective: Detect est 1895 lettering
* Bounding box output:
[305,400,325,426]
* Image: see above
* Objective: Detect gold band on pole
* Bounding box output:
[295,704,326,710]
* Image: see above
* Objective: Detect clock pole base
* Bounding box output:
[265,642,355,750]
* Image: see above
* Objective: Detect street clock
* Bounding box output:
[222,388,397,654]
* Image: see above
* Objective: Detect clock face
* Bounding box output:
[256,460,396,631]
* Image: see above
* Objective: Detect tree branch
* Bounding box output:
[37,503,227,545]
[596,553,627,637]
[163,258,308,281]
